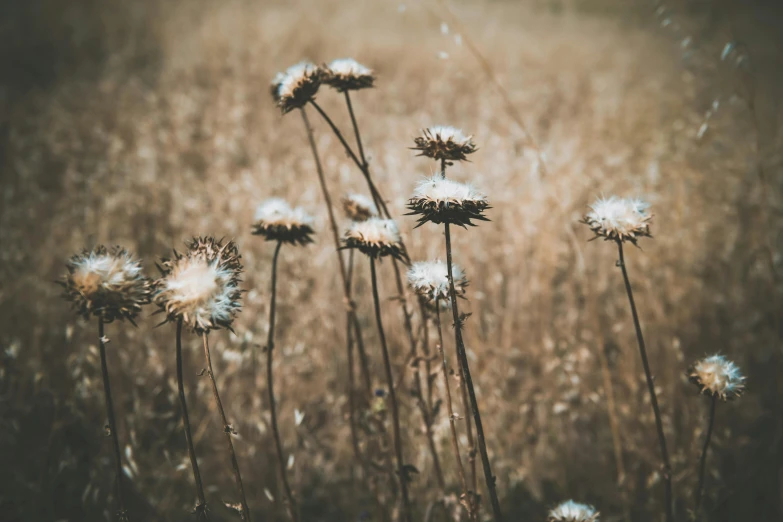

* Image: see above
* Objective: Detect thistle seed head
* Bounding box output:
[154,237,242,333]
[407,175,490,228]
[407,259,468,308]
[59,246,153,324]
[581,196,652,245]
[272,61,322,114]
[342,218,407,261]
[548,500,600,522]
[412,126,477,162]
[323,58,376,92]
[688,354,745,401]
[342,193,379,222]
[252,198,315,246]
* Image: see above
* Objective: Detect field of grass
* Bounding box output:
[2,0,783,521]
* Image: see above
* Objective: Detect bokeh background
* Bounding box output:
[2,0,783,520]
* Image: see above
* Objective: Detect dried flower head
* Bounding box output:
[272,61,322,114]
[407,260,468,307]
[59,246,153,324]
[548,500,600,522]
[342,193,378,222]
[322,58,375,91]
[412,126,477,162]
[581,196,652,244]
[252,198,315,246]
[154,237,242,333]
[688,354,745,401]
[342,218,407,261]
[407,175,490,227]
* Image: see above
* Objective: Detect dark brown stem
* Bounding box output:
[616,241,673,522]
[299,106,372,396]
[457,337,478,513]
[345,249,365,468]
[370,257,413,522]
[435,301,470,508]
[696,395,717,518]
[440,158,446,179]
[97,318,129,522]
[176,319,209,519]
[344,91,367,171]
[444,223,503,521]
[265,241,299,522]
[201,333,251,521]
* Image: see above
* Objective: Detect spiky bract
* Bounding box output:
[581,196,652,245]
[407,175,490,227]
[271,61,322,114]
[59,246,153,324]
[252,198,315,246]
[342,193,378,222]
[412,126,477,162]
[688,354,745,401]
[342,218,407,261]
[154,237,242,333]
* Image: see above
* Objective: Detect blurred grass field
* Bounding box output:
[2,0,783,520]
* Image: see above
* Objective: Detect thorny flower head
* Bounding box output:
[342,218,407,261]
[688,354,745,401]
[154,237,242,333]
[322,58,376,92]
[407,259,468,308]
[59,246,153,324]
[407,175,490,228]
[252,198,315,246]
[342,193,378,222]
[548,500,600,522]
[412,126,477,162]
[581,196,652,245]
[271,61,322,114]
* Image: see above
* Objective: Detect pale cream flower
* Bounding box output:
[689,354,745,401]
[407,175,490,227]
[323,58,375,91]
[252,198,315,245]
[407,259,468,307]
[581,196,652,244]
[342,218,406,261]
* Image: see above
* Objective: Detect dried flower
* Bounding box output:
[154,237,242,333]
[412,126,477,162]
[581,196,652,244]
[59,246,153,324]
[272,61,322,114]
[342,218,407,261]
[252,198,315,246]
[407,175,490,227]
[342,193,378,222]
[322,58,375,92]
[407,259,468,307]
[688,354,745,401]
[548,500,599,522]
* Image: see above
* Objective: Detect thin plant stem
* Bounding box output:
[434,300,471,512]
[616,240,673,522]
[456,343,479,516]
[265,241,299,522]
[298,106,372,396]
[418,298,434,412]
[369,257,413,522]
[175,319,209,520]
[444,223,503,522]
[345,248,365,468]
[696,395,718,518]
[97,318,129,522]
[344,91,367,171]
[200,333,251,521]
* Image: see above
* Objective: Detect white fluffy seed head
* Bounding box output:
[323,58,376,91]
[407,260,468,307]
[428,126,471,145]
[408,176,490,227]
[252,198,315,245]
[582,196,652,244]
[343,218,406,260]
[342,193,378,221]
[155,238,242,333]
[689,354,745,401]
[61,246,153,323]
[548,500,600,522]
[272,61,322,113]
[412,126,477,161]
[327,58,372,76]
[412,176,486,204]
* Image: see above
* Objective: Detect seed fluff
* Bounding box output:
[688,354,745,401]
[271,61,322,114]
[548,500,600,522]
[407,259,468,308]
[407,175,490,228]
[154,237,243,333]
[342,218,407,261]
[411,126,478,162]
[342,193,379,222]
[252,198,315,246]
[581,196,652,245]
[323,58,376,92]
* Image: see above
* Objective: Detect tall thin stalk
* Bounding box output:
[434,300,471,516]
[265,241,299,522]
[200,333,251,521]
[97,318,129,522]
[444,223,503,522]
[695,395,717,518]
[616,241,673,522]
[369,257,413,522]
[175,319,209,519]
